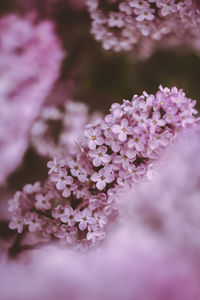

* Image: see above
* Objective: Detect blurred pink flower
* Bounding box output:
[119,129,200,257]
[0,13,65,184]
[0,227,200,300]
[86,0,200,58]
[31,100,102,158]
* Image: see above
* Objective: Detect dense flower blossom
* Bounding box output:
[31,100,102,158]
[0,14,65,185]
[8,86,198,250]
[85,0,200,58]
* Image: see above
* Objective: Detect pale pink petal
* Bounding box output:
[93,157,102,167]
[89,140,96,150]
[91,173,100,182]
[96,136,104,146]
[96,180,106,191]
[126,149,136,159]
[65,176,74,185]
[113,156,123,164]
[106,174,114,183]
[79,221,87,231]
[111,142,120,152]
[118,131,127,142]
[121,118,128,127]
[102,154,111,164]
[56,181,65,190]
[84,128,92,138]
[51,174,59,182]
[111,124,121,134]
[62,189,71,198]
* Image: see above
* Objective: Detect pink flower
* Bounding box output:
[105,154,120,172]
[135,6,155,21]
[84,126,104,150]
[52,204,65,219]
[149,131,172,151]
[148,112,166,132]
[89,193,108,209]
[35,193,51,210]
[68,155,91,183]
[75,208,95,231]
[108,12,124,28]
[127,134,146,152]
[0,14,64,184]
[91,168,115,190]
[62,181,76,198]
[68,158,81,177]
[23,182,41,194]
[56,225,78,244]
[89,145,111,167]
[9,215,24,233]
[128,164,146,182]
[117,169,132,187]
[110,102,125,118]
[60,206,76,226]
[24,212,41,232]
[114,149,136,169]
[104,132,121,152]
[119,2,132,15]
[47,155,66,174]
[51,169,73,191]
[111,118,132,142]
[133,112,149,129]
[157,0,177,16]
[94,211,108,228]
[164,106,179,124]
[129,0,149,9]
[86,224,102,242]
[73,184,91,199]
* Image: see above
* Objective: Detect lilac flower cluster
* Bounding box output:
[86,0,200,58]
[31,100,102,158]
[8,86,198,250]
[0,14,65,185]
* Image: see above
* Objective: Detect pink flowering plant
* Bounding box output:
[0,13,64,185]
[8,85,198,251]
[86,0,200,58]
